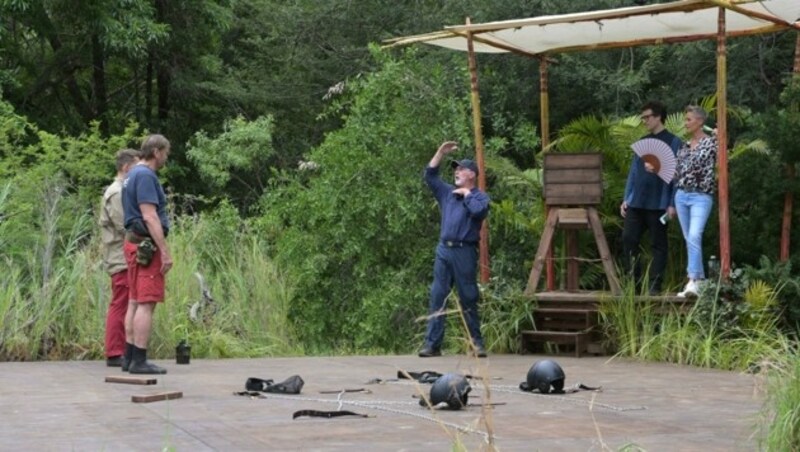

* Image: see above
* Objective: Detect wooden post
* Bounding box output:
[780,33,800,262]
[540,57,556,291]
[716,7,731,278]
[466,18,490,283]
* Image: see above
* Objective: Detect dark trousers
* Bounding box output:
[621,207,668,292]
[424,243,483,350]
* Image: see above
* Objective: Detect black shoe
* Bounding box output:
[474,346,488,358]
[128,361,167,375]
[106,356,124,367]
[418,347,441,357]
[121,356,130,372]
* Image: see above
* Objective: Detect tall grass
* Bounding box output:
[154,214,299,358]
[760,352,800,451]
[0,208,299,361]
[600,281,793,371]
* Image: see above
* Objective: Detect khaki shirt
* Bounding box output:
[99,179,127,275]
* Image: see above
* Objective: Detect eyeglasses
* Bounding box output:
[640,114,656,121]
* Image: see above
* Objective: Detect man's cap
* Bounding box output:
[451,159,479,175]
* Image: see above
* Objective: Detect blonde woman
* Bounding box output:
[674,106,717,297]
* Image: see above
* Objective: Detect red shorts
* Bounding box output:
[124,240,165,303]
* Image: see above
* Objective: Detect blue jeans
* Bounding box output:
[675,190,713,280]
[424,243,483,350]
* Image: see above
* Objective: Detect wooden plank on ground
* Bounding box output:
[131,391,183,404]
[105,376,157,385]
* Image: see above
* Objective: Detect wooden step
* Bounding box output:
[534,290,695,312]
[520,329,592,358]
[533,308,598,331]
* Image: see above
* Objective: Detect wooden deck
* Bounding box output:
[0,354,760,451]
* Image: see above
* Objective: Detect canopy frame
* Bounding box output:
[386,0,800,284]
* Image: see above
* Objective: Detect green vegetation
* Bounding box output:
[0,191,297,361]
[1,1,799,447]
[761,352,800,451]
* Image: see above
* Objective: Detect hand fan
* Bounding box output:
[631,138,676,184]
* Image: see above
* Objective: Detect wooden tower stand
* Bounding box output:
[521,153,620,357]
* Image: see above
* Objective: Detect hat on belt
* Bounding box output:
[451,159,479,176]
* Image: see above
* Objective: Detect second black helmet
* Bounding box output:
[526,359,565,394]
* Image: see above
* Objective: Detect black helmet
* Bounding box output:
[424,373,471,410]
[526,360,565,394]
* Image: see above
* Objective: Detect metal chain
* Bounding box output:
[383,380,645,412]
[244,392,491,440]
[488,384,646,412]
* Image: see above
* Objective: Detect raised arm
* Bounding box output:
[428,141,458,168]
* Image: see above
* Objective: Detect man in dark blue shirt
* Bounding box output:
[121,134,173,374]
[621,101,681,295]
[419,141,490,358]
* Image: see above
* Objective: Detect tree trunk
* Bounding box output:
[155,0,170,123]
[157,63,170,122]
[780,165,794,262]
[91,33,108,135]
[781,33,800,261]
[145,58,153,125]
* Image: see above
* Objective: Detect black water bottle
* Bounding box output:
[176,339,191,365]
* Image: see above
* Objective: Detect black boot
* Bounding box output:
[106,356,124,367]
[121,342,134,372]
[128,346,167,375]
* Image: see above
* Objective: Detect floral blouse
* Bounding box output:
[675,136,717,195]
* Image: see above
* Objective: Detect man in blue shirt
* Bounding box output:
[621,101,681,295]
[419,141,490,358]
[121,134,173,374]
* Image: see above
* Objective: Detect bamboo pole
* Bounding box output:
[780,33,800,261]
[541,25,790,56]
[450,31,539,58]
[446,0,711,33]
[705,0,800,31]
[717,7,731,278]
[466,18,491,284]
[539,58,555,291]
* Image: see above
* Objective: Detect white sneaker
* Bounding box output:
[677,280,699,298]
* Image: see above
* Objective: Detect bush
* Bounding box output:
[262,47,474,351]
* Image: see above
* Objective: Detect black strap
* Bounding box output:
[293,410,369,419]
[318,388,370,394]
[234,391,264,398]
[519,382,602,394]
[398,370,442,384]
[397,370,486,383]
[568,383,602,393]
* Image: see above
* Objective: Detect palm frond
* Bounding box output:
[730,138,770,161]
[549,115,616,154]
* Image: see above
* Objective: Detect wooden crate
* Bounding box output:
[543,153,603,206]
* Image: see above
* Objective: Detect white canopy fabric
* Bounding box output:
[385,0,800,56]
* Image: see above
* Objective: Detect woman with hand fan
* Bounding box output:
[621,101,682,295]
[674,106,718,298]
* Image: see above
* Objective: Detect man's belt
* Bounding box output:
[442,240,477,248]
